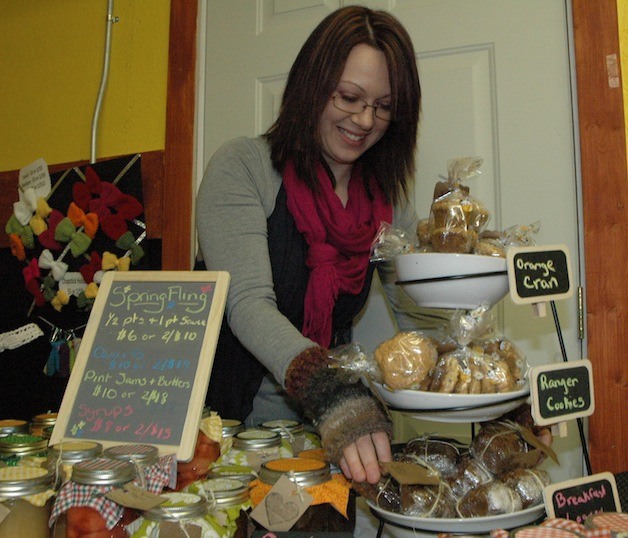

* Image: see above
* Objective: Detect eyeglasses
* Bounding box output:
[331,93,392,121]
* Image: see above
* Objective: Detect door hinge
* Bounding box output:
[577,286,585,340]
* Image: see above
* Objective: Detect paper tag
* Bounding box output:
[19,158,51,198]
[250,474,313,532]
[159,520,203,538]
[59,272,88,297]
[519,424,560,465]
[0,502,10,525]
[381,461,440,485]
[105,483,168,510]
[246,451,264,473]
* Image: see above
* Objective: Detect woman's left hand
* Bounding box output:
[338,430,392,484]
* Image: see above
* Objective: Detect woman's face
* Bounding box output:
[319,44,391,181]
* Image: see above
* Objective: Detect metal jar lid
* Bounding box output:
[71,457,136,486]
[208,464,257,485]
[30,412,58,428]
[221,418,245,437]
[144,492,208,521]
[260,419,304,438]
[0,466,55,497]
[188,477,250,507]
[0,419,29,436]
[49,441,103,463]
[232,428,281,450]
[0,434,48,456]
[103,444,159,466]
[259,458,331,488]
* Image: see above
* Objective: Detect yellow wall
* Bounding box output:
[0,0,170,172]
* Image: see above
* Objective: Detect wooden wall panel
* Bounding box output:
[572,0,627,474]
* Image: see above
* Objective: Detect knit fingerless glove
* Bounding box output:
[285,346,392,464]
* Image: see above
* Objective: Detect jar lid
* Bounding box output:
[72,457,136,485]
[208,464,257,485]
[144,492,208,521]
[260,419,304,438]
[0,419,29,436]
[260,458,330,488]
[0,434,48,455]
[103,444,159,466]
[0,466,55,497]
[221,418,245,437]
[30,412,58,427]
[49,441,103,463]
[186,477,250,507]
[232,428,281,450]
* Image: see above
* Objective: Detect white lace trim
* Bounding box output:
[0,323,44,352]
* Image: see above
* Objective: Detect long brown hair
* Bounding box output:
[264,6,420,204]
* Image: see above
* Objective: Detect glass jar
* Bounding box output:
[208,464,257,486]
[253,457,355,533]
[50,457,139,538]
[0,419,29,437]
[175,423,221,492]
[220,428,287,472]
[47,441,103,483]
[29,412,58,437]
[0,433,48,467]
[128,492,213,537]
[0,466,55,538]
[222,418,245,438]
[184,478,251,537]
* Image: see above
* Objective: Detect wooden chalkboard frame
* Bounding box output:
[529,359,595,426]
[507,244,573,305]
[543,472,622,522]
[50,270,230,461]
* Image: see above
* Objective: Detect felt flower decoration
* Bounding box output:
[29,197,53,236]
[22,258,41,287]
[67,202,99,239]
[38,209,65,251]
[12,187,38,226]
[79,251,102,284]
[38,249,69,282]
[51,289,70,312]
[54,217,92,257]
[23,261,46,307]
[101,251,131,271]
[72,166,103,211]
[115,231,145,265]
[5,214,35,250]
[42,274,58,302]
[9,233,26,261]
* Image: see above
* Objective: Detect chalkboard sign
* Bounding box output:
[544,472,622,523]
[50,271,230,461]
[529,359,594,426]
[507,244,573,304]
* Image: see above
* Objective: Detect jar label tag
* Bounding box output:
[160,520,203,538]
[250,474,312,532]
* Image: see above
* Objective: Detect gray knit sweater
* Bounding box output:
[195,136,442,392]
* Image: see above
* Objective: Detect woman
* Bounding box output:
[196,6,437,484]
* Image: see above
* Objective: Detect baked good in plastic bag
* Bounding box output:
[374,331,438,390]
[469,421,532,476]
[446,453,494,499]
[400,480,458,518]
[352,475,401,513]
[428,157,490,253]
[456,480,523,517]
[400,436,460,478]
[501,467,551,508]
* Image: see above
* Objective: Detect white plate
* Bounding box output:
[370,381,530,422]
[367,501,546,533]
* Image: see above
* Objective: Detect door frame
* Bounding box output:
[163,0,627,474]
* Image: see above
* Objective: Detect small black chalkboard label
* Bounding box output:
[50,271,230,461]
[529,359,595,426]
[507,244,573,304]
[544,472,622,524]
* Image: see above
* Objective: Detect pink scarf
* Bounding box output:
[283,160,393,347]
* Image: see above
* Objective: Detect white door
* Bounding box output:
[198,0,584,483]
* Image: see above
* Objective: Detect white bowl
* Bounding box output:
[395,252,509,309]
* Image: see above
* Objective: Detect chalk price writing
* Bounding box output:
[162,329,198,344]
[142,389,168,406]
[135,422,172,441]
